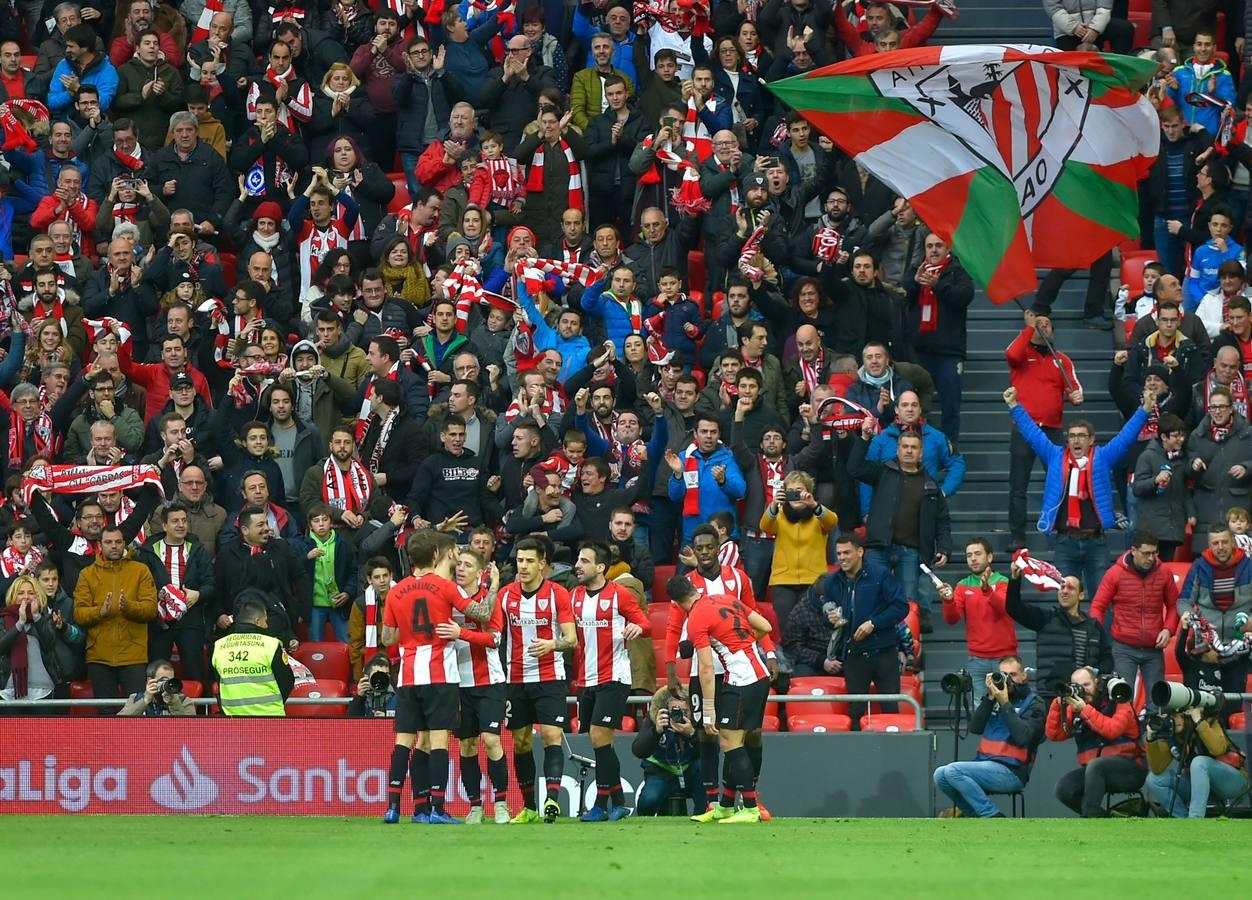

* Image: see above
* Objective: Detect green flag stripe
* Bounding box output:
[1086,53,1159,98]
[769,74,923,119]
[949,168,1024,289]
[1050,160,1140,237]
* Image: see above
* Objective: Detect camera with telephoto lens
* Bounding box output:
[1146,713,1175,739]
[941,669,973,695]
[990,672,1010,690]
[1102,675,1131,704]
[1053,681,1085,701]
[369,669,391,693]
[1151,681,1221,713]
[155,676,183,696]
[668,706,687,726]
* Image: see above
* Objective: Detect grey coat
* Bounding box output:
[1132,437,1192,543]
[1186,414,1252,540]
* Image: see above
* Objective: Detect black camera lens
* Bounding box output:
[369,670,390,692]
[164,677,183,695]
[668,706,686,725]
[990,672,1007,689]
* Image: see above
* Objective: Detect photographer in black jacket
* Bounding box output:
[348,652,397,718]
[631,684,702,816]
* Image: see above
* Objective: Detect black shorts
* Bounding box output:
[715,678,769,731]
[578,681,631,732]
[506,681,568,729]
[394,683,460,733]
[688,673,724,728]
[455,684,507,739]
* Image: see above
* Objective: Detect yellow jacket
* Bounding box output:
[73,556,158,667]
[569,67,636,130]
[760,504,839,586]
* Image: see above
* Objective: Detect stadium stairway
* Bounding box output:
[920,273,1128,720]
[934,0,1054,46]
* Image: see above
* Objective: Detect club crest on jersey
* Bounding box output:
[599,597,611,611]
[872,50,1087,215]
[538,597,548,611]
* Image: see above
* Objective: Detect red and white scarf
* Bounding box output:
[811,224,843,264]
[514,257,600,295]
[191,0,225,42]
[322,456,373,514]
[444,259,483,334]
[368,409,398,473]
[19,463,164,507]
[0,545,43,578]
[246,69,313,129]
[114,142,144,172]
[482,156,525,205]
[738,224,767,281]
[681,94,713,162]
[758,454,785,508]
[1204,370,1248,419]
[681,442,704,517]
[916,256,951,334]
[505,384,564,422]
[7,410,58,470]
[799,352,825,398]
[355,364,399,441]
[526,137,586,212]
[1063,449,1094,530]
[0,99,49,153]
[363,582,395,656]
[1012,548,1064,591]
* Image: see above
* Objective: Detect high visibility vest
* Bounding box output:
[976,692,1039,778]
[212,631,286,716]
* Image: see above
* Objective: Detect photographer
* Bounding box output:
[933,655,1045,817]
[631,685,703,816]
[117,658,195,716]
[1144,692,1249,818]
[348,652,396,718]
[1046,666,1145,818]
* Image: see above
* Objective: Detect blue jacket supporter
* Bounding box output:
[859,422,966,515]
[517,281,591,383]
[1168,58,1236,134]
[3,149,90,204]
[573,12,637,83]
[1010,403,1149,534]
[667,440,746,541]
[1184,237,1245,310]
[580,278,644,357]
[1177,547,1252,645]
[812,558,908,656]
[48,53,119,113]
[647,295,705,360]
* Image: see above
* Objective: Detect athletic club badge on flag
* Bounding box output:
[1012,549,1064,592]
[245,162,267,197]
[768,46,1160,301]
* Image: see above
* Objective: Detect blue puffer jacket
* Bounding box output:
[1010,403,1148,534]
[1184,237,1245,310]
[667,441,746,541]
[859,422,966,515]
[812,560,908,656]
[1168,58,1236,134]
[580,278,644,357]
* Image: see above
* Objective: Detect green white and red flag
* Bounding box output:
[768,45,1160,301]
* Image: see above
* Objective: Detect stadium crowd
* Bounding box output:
[0,0,1247,821]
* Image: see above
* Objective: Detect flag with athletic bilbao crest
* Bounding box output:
[767,45,1160,301]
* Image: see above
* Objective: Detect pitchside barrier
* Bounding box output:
[0,694,932,818]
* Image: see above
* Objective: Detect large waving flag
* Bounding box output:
[768,46,1160,301]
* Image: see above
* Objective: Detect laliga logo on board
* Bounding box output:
[150,746,218,811]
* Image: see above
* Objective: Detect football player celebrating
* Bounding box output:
[571,541,651,821]
[668,575,773,824]
[500,536,577,823]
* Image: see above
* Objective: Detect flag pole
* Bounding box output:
[1011,296,1077,394]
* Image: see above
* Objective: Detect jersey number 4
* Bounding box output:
[411,597,433,637]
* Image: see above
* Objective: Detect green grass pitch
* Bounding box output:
[9,816,1252,899]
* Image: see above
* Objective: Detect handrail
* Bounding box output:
[0,692,927,729]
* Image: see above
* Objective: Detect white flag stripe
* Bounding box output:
[856,120,985,198]
[1069,101,1161,167]
[999,68,1028,176]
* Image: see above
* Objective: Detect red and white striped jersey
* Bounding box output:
[453,585,505,687]
[686,593,769,687]
[665,565,768,677]
[571,581,650,689]
[501,580,574,684]
[383,572,469,687]
[295,218,350,297]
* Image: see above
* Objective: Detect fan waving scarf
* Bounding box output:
[767,45,1160,301]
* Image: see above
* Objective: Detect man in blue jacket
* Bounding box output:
[1166,30,1235,135]
[812,533,908,730]
[517,281,591,383]
[1004,384,1154,599]
[859,389,965,515]
[48,24,119,114]
[664,414,746,545]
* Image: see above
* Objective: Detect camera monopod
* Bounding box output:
[562,731,597,817]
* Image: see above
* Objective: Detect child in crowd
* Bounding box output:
[709,510,742,571]
[534,429,587,498]
[301,503,357,643]
[0,519,45,578]
[471,131,526,241]
[1184,207,1244,312]
[645,266,704,365]
[1226,506,1252,554]
[1116,260,1165,327]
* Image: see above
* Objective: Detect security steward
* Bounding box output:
[211,597,295,716]
[1045,666,1145,817]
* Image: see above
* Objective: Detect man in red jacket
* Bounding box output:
[1046,665,1145,817]
[1005,304,1082,549]
[1088,531,1180,712]
[938,537,1017,700]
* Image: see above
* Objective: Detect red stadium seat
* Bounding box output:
[1127,11,1152,48]
[181,681,204,699]
[762,714,781,732]
[69,680,97,717]
[899,674,923,706]
[905,601,920,644]
[652,637,669,679]
[764,689,781,720]
[388,181,412,214]
[1230,712,1247,730]
[755,601,780,638]
[859,713,922,732]
[786,676,849,716]
[20,54,34,71]
[296,642,350,684]
[649,605,670,639]
[1119,250,1156,297]
[218,251,237,290]
[652,565,677,605]
[286,680,348,717]
[787,714,852,733]
[620,715,637,733]
[1162,562,1190,588]
[709,290,725,320]
[687,249,706,290]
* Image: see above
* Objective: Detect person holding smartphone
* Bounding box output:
[758,470,838,635]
